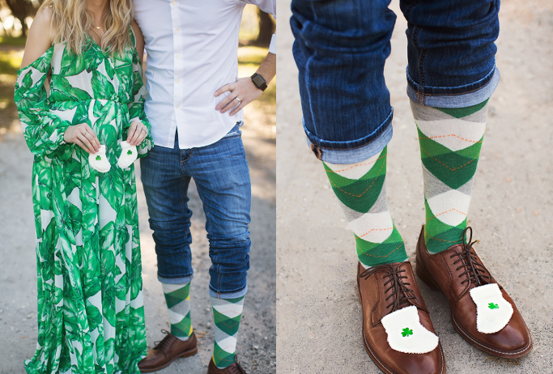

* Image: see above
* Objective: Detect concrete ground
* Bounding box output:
[276,0,553,373]
[0,99,275,372]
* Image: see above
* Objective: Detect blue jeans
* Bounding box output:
[140,125,251,299]
[291,0,500,163]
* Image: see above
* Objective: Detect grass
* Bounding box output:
[0,42,24,130]
[238,46,268,67]
[0,36,27,47]
[0,42,23,129]
[0,50,23,75]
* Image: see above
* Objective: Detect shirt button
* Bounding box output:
[171,0,176,4]
[177,54,181,58]
[175,29,179,33]
[175,105,179,109]
[177,79,181,83]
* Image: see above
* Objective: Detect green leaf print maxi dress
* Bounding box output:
[14,30,153,374]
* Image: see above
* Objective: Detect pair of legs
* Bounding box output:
[140,124,251,371]
[292,0,531,373]
[291,0,499,264]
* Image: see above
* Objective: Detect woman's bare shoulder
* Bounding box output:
[20,6,54,69]
[32,5,54,36]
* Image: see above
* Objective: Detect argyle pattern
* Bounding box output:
[211,295,245,368]
[162,282,193,340]
[412,99,488,253]
[324,146,408,267]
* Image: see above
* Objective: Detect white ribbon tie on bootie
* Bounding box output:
[381,305,439,354]
[89,145,111,173]
[117,141,138,169]
[469,283,513,334]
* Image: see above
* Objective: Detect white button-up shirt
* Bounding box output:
[134,0,276,149]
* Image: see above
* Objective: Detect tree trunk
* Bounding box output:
[20,18,28,37]
[255,9,275,47]
[3,0,38,37]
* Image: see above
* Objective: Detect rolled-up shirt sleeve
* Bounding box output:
[244,0,275,16]
[269,34,276,54]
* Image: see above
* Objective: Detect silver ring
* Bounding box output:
[235,97,241,104]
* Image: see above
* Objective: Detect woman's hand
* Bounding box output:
[64,123,101,154]
[126,120,148,146]
[215,77,263,116]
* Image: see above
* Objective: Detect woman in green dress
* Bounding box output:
[14,0,153,372]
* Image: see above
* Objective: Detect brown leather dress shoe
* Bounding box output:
[138,330,198,373]
[207,357,247,374]
[357,261,445,374]
[416,226,532,358]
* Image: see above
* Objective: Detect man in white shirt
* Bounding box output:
[133,1,276,373]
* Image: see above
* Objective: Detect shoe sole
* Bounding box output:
[415,259,533,359]
[356,280,446,374]
[139,346,199,373]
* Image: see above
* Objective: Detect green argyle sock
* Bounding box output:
[162,282,193,341]
[324,146,408,268]
[412,99,488,253]
[211,295,245,368]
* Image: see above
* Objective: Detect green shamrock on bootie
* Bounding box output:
[488,302,499,310]
[401,328,413,337]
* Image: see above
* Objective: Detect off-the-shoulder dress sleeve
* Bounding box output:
[127,46,154,158]
[14,46,74,160]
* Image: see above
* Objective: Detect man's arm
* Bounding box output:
[215,0,276,116]
[215,51,276,116]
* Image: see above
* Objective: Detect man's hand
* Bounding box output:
[126,120,149,146]
[215,77,263,116]
[64,123,101,154]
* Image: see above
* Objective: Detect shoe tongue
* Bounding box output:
[398,295,413,309]
[449,243,465,252]
[160,335,175,351]
[388,269,417,310]
[455,246,492,288]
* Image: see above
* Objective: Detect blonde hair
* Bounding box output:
[39,0,133,56]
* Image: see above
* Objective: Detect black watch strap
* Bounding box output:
[251,73,268,91]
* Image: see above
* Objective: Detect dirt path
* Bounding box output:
[0,99,275,372]
[276,0,553,373]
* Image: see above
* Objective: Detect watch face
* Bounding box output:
[253,75,266,87]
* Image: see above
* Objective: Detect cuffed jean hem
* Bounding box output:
[303,109,394,164]
[305,125,393,164]
[158,274,194,284]
[406,66,500,108]
[209,284,248,299]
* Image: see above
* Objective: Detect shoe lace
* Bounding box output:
[359,263,419,312]
[449,227,492,287]
[153,329,175,352]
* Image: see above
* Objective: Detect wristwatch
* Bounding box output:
[251,73,268,91]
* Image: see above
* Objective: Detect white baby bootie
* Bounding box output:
[381,305,439,354]
[470,283,513,334]
[117,141,138,169]
[89,145,111,173]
